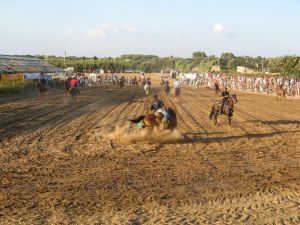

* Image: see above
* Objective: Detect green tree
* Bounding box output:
[192,51,207,60]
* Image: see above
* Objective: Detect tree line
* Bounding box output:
[37,52,300,76]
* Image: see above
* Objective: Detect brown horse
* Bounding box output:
[276,88,286,100]
[130,108,177,130]
[209,94,238,126]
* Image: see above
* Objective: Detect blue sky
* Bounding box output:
[0,0,300,58]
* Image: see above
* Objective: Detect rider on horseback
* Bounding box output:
[150,95,170,122]
[70,76,78,88]
[37,74,47,89]
[40,76,47,87]
[150,94,164,111]
[220,87,230,114]
[70,76,80,95]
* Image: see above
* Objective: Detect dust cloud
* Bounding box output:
[108,124,184,144]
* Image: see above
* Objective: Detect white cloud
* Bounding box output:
[64,27,80,44]
[122,26,138,33]
[87,28,107,39]
[87,23,138,39]
[213,23,236,38]
[167,22,175,27]
[65,27,75,35]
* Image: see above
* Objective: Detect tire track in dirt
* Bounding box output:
[19,87,145,155]
[160,93,194,132]
[179,90,225,133]
[74,89,139,141]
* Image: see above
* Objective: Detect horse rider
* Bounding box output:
[214,80,220,93]
[70,76,80,94]
[174,79,180,88]
[220,87,230,114]
[150,95,170,122]
[39,74,47,88]
[70,76,78,88]
[174,79,180,96]
[147,77,152,85]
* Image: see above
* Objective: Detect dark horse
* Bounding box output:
[129,108,177,130]
[36,82,47,99]
[119,78,124,89]
[209,94,238,126]
[69,87,79,102]
[174,87,180,99]
[214,83,220,94]
[164,83,170,95]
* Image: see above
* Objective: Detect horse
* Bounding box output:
[119,79,124,89]
[130,108,177,130]
[209,94,238,126]
[276,88,286,100]
[174,87,180,98]
[214,84,220,94]
[141,79,146,86]
[164,84,170,95]
[36,82,47,99]
[69,86,79,102]
[144,84,151,96]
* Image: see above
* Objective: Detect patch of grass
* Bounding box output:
[0,80,65,94]
[0,83,25,93]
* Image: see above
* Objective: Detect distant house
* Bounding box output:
[237,66,255,74]
[66,67,74,72]
[0,55,63,74]
[0,55,63,82]
[161,69,177,79]
[211,66,221,72]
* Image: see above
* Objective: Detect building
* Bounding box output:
[211,66,221,72]
[237,66,255,74]
[0,55,63,74]
[0,55,63,82]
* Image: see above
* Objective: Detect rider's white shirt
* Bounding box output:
[174,81,180,88]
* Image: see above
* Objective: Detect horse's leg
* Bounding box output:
[228,115,232,126]
[209,106,215,120]
[38,89,41,99]
[213,109,218,125]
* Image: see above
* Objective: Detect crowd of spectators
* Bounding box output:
[184,73,300,97]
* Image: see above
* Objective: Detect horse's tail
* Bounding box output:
[209,105,215,120]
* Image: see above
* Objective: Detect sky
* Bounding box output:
[0,0,300,58]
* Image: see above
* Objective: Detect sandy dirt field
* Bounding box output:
[0,74,300,224]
